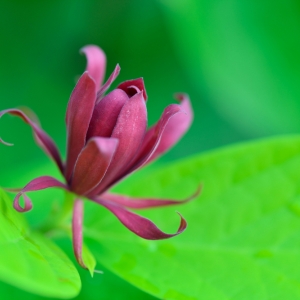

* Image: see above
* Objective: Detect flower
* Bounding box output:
[0,45,198,270]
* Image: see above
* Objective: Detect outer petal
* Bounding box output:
[96,64,121,101]
[0,109,64,173]
[72,198,87,269]
[150,93,193,161]
[126,93,193,175]
[88,92,147,196]
[118,78,148,101]
[65,72,97,181]
[13,176,68,212]
[87,89,129,139]
[101,185,201,209]
[89,197,187,240]
[70,137,118,195]
[80,45,106,91]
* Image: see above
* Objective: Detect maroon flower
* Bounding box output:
[0,45,197,270]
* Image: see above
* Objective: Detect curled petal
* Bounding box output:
[80,45,106,91]
[90,197,187,240]
[97,64,121,101]
[0,109,64,173]
[72,198,88,269]
[88,92,147,196]
[118,78,148,101]
[65,72,97,181]
[14,193,33,212]
[101,185,202,209]
[13,176,68,212]
[71,137,118,195]
[87,89,129,139]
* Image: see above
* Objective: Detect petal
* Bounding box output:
[65,72,97,181]
[72,198,88,269]
[118,78,148,101]
[87,89,129,139]
[89,197,187,240]
[127,93,193,173]
[88,91,147,196]
[13,176,68,212]
[80,45,106,91]
[101,185,201,209]
[0,109,64,173]
[150,93,192,161]
[96,64,121,101]
[70,137,118,195]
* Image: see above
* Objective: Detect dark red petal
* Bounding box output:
[13,176,68,212]
[70,137,118,195]
[65,72,97,181]
[101,185,201,209]
[118,78,148,101]
[97,64,121,101]
[80,45,106,91]
[0,109,64,173]
[87,89,129,139]
[72,198,88,269]
[88,92,147,196]
[89,197,187,240]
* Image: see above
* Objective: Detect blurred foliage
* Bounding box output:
[159,0,300,136]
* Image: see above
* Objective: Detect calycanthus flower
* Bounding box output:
[0,45,198,270]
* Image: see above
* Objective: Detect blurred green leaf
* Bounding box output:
[82,243,97,277]
[158,0,300,136]
[83,135,300,299]
[0,189,81,299]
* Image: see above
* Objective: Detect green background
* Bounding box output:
[0,0,299,299]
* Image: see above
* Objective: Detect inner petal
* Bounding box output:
[87,89,129,139]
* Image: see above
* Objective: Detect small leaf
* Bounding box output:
[82,243,97,277]
[84,135,300,299]
[0,188,81,298]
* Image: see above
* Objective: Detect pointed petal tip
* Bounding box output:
[96,64,121,101]
[0,137,13,146]
[80,44,106,56]
[174,93,189,102]
[175,211,188,234]
[80,45,107,90]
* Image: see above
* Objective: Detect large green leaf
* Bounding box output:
[0,188,81,299]
[158,0,300,136]
[0,238,157,300]
[83,135,300,299]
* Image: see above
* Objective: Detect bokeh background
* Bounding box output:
[0,0,299,299]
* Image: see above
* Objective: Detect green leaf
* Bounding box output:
[158,0,300,136]
[0,261,158,300]
[82,243,97,277]
[0,188,81,299]
[83,135,300,299]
